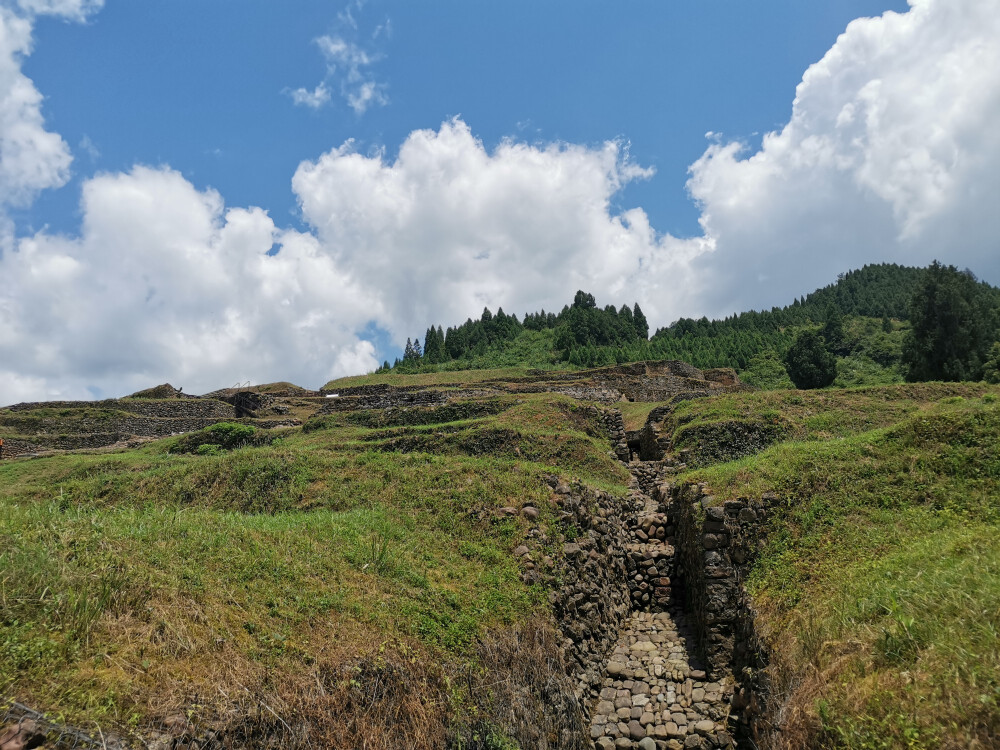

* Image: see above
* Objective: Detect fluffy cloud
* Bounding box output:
[0,166,380,399]
[686,0,1000,316]
[4,0,1000,402]
[0,0,102,253]
[1,122,703,400]
[0,7,72,214]
[292,118,705,344]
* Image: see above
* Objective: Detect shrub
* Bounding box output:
[169,422,272,454]
[784,331,837,389]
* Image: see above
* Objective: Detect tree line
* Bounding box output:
[378,262,1000,388]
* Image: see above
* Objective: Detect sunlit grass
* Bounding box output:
[681,393,1000,747]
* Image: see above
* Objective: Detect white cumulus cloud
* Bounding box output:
[292,118,705,345]
[0,165,381,401]
[4,0,1000,402]
[686,0,1000,317]
[0,8,71,210]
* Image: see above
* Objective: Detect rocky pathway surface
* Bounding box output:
[588,461,736,750]
[589,609,734,749]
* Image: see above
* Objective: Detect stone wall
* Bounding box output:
[590,407,630,462]
[514,477,635,705]
[117,399,237,419]
[317,389,451,413]
[0,416,298,459]
[638,386,760,463]
[665,481,776,741]
[321,361,746,414]
[3,398,234,418]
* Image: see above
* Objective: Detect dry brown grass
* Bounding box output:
[47,615,586,750]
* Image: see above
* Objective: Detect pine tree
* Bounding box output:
[983,343,1000,384]
[902,261,995,381]
[633,304,649,340]
[821,305,846,354]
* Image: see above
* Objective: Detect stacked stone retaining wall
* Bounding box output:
[665,481,776,741]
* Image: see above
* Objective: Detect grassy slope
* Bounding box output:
[677,385,1000,748]
[0,390,626,738]
[5,366,999,747]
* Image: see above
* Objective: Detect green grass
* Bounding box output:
[0,387,625,729]
[6,366,999,746]
[617,401,671,431]
[668,382,1000,446]
[681,391,1000,747]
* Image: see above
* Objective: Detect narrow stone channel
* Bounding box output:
[587,461,736,750]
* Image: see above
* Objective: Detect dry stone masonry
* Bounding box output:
[590,610,733,750]
[507,396,769,749]
[584,459,737,750]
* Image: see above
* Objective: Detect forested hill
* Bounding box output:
[383,263,1000,388]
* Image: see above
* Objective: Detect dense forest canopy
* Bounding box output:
[380,263,1000,388]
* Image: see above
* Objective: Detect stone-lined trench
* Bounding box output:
[583,459,736,750]
[531,407,772,750]
[0,380,772,750]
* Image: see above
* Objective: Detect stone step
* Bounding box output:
[589,611,735,750]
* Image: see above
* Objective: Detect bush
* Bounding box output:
[784,331,837,389]
[169,422,273,454]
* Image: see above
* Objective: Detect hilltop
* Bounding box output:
[376,262,1000,389]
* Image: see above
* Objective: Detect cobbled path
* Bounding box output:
[589,610,734,749]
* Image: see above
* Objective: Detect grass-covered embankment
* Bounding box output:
[680,386,1000,747]
[0,391,626,747]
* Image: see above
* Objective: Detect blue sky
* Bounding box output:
[23,0,905,238]
[1,0,998,401]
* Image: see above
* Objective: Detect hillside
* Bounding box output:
[381,262,1000,389]
[2,356,999,749]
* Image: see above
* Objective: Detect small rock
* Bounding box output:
[638,738,657,750]
[0,719,46,750]
[628,719,646,739]
[596,701,616,715]
[694,719,715,735]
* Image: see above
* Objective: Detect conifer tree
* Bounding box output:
[983,343,1000,384]
[903,261,995,381]
[633,303,649,340]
